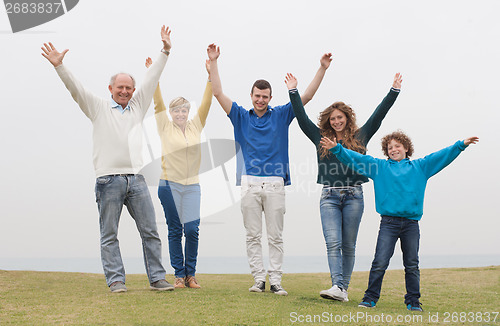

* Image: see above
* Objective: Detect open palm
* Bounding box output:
[41,42,68,67]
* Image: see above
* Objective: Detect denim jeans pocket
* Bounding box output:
[352,186,364,200]
[96,175,114,185]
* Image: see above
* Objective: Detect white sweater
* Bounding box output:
[55,53,168,177]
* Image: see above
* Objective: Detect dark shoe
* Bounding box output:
[150,279,174,291]
[270,284,288,296]
[407,301,423,312]
[249,281,265,292]
[358,297,376,308]
[109,281,127,293]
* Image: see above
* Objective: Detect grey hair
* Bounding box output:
[109,73,136,88]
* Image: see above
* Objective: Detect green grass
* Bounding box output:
[0,266,499,325]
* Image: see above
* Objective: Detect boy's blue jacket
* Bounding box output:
[329,140,467,220]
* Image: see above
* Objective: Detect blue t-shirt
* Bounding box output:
[228,101,295,186]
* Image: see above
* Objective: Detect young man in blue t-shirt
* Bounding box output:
[207,43,332,295]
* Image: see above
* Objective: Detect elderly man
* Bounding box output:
[41,26,173,293]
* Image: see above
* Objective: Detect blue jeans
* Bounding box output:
[364,215,420,304]
[158,180,201,278]
[95,174,165,286]
[320,186,364,290]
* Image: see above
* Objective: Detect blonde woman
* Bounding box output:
[146,57,212,288]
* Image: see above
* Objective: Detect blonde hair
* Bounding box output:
[318,102,365,158]
[169,97,191,111]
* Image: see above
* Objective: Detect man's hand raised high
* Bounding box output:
[161,25,172,52]
[41,42,68,67]
[207,43,220,61]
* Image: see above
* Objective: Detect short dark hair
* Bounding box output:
[251,79,272,96]
[381,130,414,158]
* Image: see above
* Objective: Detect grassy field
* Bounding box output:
[0,266,499,325]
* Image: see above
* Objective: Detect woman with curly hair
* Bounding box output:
[285,71,402,302]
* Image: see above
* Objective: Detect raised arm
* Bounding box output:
[131,25,171,117]
[358,73,402,144]
[301,53,332,105]
[419,137,478,179]
[42,42,102,120]
[145,57,169,134]
[145,57,167,114]
[207,43,232,115]
[41,42,68,67]
[321,137,380,179]
[285,73,320,143]
[195,60,213,127]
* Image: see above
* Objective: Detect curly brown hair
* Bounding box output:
[318,102,365,158]
[381,130,414,158]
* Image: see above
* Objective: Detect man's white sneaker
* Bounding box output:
[249,281,265,292]
[270,284,288,296]
[320,285,347,301]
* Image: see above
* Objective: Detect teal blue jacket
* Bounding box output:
[329,140,468,220]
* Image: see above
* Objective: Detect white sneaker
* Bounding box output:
[342,288,349,302]
[270,284,288,296]
[320,285,347,301]
[249,281,265,292]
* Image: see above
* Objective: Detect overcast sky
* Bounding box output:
[1,0,499,270]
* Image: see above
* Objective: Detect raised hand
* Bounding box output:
[320,136,337,150]
[320,52,333,69]
[207,43,220,61]
[161,25,172,51]
[41,42,68,67]
[393,73,403,89]
[205,59,211,77]
[284,73,298,90]
[464,136,479,146]
[145,57,152,68]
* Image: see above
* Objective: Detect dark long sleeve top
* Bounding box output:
[289,88,400,186]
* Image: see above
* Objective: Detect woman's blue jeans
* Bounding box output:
[364,215,421,304]
[320,186,364,290]
[158,180,201,278]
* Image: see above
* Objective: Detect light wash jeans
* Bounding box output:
[320,185,364,290]
[95,174,166,286]
[241,176,285,285]
[158,179,201,278]
[364,215,420,304]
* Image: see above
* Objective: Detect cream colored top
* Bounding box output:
[154,81,212,184]
[55,54,168,177]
